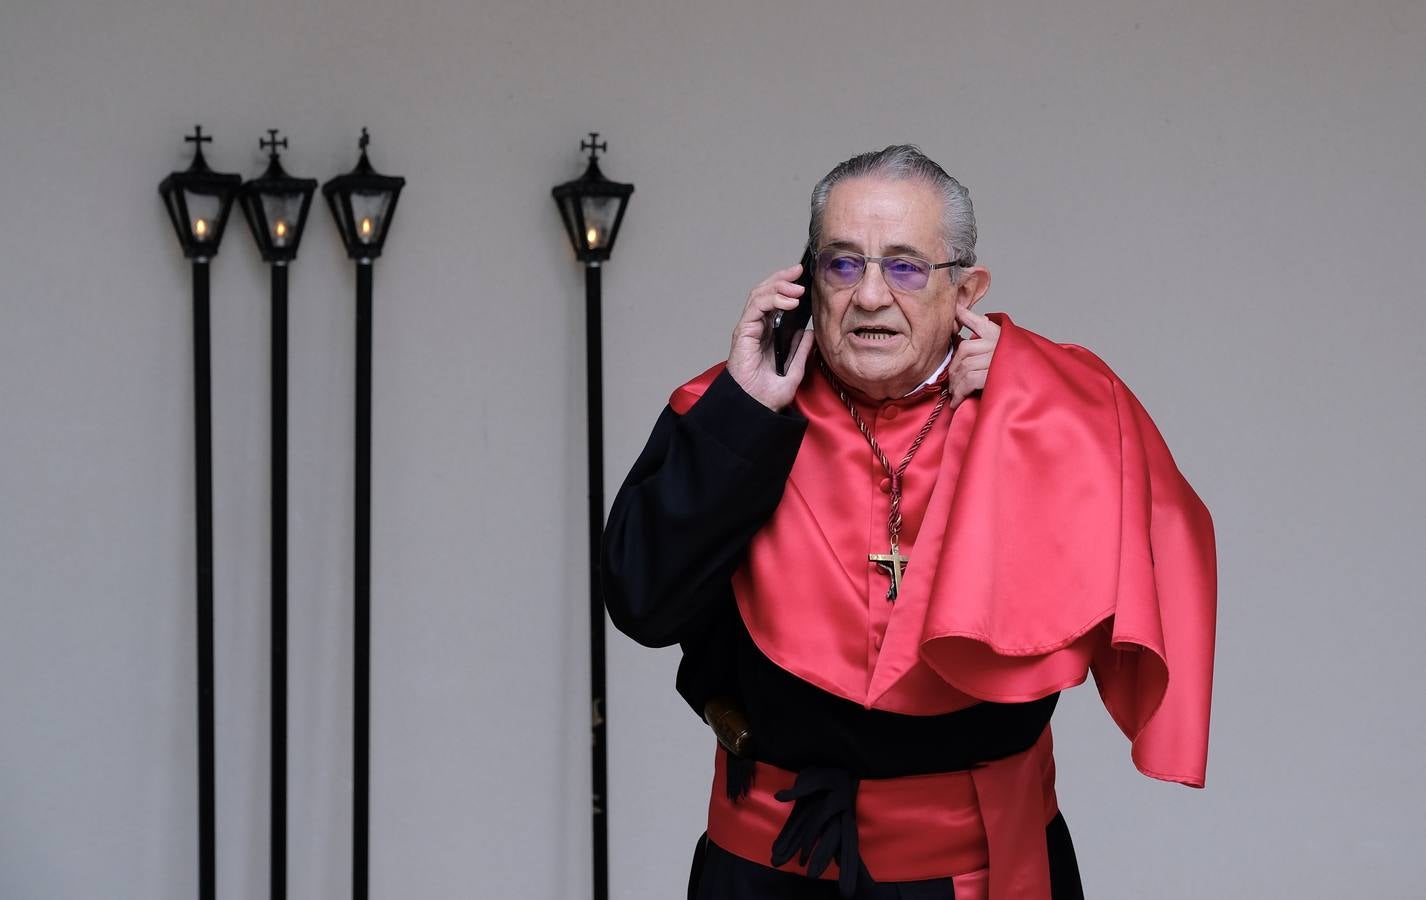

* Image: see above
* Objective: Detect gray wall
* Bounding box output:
[2,1,1422,897]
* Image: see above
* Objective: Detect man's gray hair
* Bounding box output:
[808,145,978,268]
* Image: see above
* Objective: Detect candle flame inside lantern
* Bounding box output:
[194,218,209,239]
[586,226,599,246]
[359,217,374,241]
[273,219,288,246]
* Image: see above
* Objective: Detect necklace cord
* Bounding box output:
[817,359,951,548]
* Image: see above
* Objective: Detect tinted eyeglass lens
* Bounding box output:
[818,250,866,287]
[883,257,931,290]
[815,250,932,291]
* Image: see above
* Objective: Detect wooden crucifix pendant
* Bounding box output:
[869,543,909,602]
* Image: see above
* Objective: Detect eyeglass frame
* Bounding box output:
[810,245,974,293]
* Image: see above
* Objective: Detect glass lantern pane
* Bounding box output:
[261,191,306,249]
[580,196,620,251]
[558,195,582,248]
[329,192,354,244]
[184,190,223,244]
[163,190,184,230]
[350,191,393,245]
[163,189,190,246]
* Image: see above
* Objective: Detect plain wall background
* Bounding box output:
[2,1,1423,897]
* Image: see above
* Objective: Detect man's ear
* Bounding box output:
[956,266,991,309]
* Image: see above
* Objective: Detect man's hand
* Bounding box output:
[727,263,816,411]
[948,305,1000,409]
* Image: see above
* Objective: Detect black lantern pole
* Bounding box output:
[322,128,404,900]
[552,132,633,900]
[158,125,242,900]
[239,129,317,900]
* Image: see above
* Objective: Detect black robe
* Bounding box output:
[601,369,1084,899]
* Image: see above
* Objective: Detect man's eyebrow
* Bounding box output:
[824,239,933,258]
[821,238,941,258]
[880,242,932,259]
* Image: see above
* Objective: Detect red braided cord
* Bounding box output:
[817,358,952,548]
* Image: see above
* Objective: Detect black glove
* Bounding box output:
[769,766,871,899]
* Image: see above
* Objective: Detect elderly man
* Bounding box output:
[602,146,1216,900]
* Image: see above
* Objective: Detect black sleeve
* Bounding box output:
[600,369,807,648]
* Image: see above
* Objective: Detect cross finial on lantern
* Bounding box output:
[261,129,288,159]
[359,127,371,152]
[581,132,608,162]
[185,125,213,147]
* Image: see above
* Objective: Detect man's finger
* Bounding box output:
[741,289,801,323]
[949,383,969,410]
[955,304,992,326]
[949,364,989,404]
[960,353,991,373]
[759,262,804,288]
[955,304,996,338]
[948,340,985,374]
[952,337,994,358]
[784,327,817,381]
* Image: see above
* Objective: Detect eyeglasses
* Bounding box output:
[813,247,969,292]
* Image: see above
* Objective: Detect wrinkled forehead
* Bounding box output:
[821,176,945,258]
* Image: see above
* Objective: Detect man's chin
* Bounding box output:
[826,353,918,400]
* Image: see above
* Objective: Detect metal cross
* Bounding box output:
[581,132,608,161]
[261,129,287,158]
[185,125,212,147]
[869,544,909,602]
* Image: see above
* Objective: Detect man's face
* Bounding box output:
[811,176,985,400]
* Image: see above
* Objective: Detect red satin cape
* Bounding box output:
[671,312,1217,787]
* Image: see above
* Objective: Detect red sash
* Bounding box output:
[707,728,1060,899]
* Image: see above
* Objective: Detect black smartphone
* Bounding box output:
[772,246,815,376]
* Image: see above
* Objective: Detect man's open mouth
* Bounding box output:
[853,326,899,341]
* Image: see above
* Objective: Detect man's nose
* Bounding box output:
[852,261,893,310]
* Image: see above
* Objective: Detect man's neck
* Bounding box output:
[905,344,956,397]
